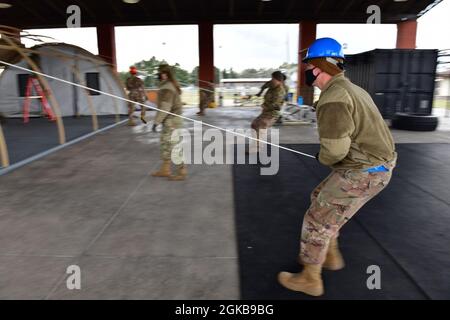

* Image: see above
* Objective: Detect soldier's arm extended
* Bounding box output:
[317,102,355,166]
[154,89,174,125]
[256,81,271,97]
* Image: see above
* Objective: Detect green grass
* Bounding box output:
[433,98,450,109]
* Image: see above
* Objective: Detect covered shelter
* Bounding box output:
[0,0,450,301]
[0,0,442,105]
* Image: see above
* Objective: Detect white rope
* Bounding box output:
[0,60,316,159]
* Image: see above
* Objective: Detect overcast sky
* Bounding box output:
[21,0,450,72]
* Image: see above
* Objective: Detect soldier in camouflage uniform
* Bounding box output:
[151,64,186,181]
[256,74,289,125]
[278,38,397,296]
[197,81,215,116]
[282,75,290,103]
[256,73,289,99]
[126,66,147,126]
[249,71,286,152]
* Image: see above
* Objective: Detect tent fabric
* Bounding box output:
[0,43,127,117]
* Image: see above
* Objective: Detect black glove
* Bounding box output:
[152,124,157,132]
[315,152,320,162]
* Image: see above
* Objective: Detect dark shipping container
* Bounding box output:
[345,49,438,119]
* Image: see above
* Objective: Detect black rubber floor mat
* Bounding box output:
[233,144,449,299]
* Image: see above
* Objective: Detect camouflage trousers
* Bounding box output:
[128,94,146,118]
[160,117,184,163]
[299,158,396,265]
[251,111,279,131]
[199,91,214,112]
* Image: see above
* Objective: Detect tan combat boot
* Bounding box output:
[278,264,324,296]
[128,119,137,126]
[322,237,345,271]
[168,164,187,181]
[151,161,171,177]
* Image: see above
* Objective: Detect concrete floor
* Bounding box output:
[0,106,449,299]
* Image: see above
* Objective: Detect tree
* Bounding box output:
[119,56,194,88]
[119,60,300,87]
[190,66,199,85]
[118,71,128,84]
[173,63,190,86]
[228,68,238,78]
[279,62,298,72]
[214,66,221,84]
[222,69,229,79]
[240,68,258,78]
[136,56,167,87]
[189,66,221,85]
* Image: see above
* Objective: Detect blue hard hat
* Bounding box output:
[303,37,345,62]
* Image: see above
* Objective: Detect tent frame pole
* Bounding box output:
[90,60,121,123]
[71,65,99,131]
[1,28,125,128]
[0,123,9,168]
[1,33,66,144]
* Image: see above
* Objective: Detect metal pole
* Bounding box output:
[0,122,9,168]
[446,75,450,118]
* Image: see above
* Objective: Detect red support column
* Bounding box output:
[96,24,117,69]
[297,21,317,105]
[396,20,417,49]
[198,22,215,88]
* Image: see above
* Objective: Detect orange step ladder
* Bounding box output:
[22,76,56,123]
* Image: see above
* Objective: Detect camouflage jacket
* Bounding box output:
[283,83,289,96]
[316,73,396,169]
[126,76,146,101]
[256,81,271,96]
[154,80,183,125]
[257,81,289,98]
[262,83,286,115]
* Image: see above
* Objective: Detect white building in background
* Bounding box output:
[220,78,271,94]
[435,70,450,98]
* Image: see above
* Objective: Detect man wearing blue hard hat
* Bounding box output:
[278,38,397,296]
